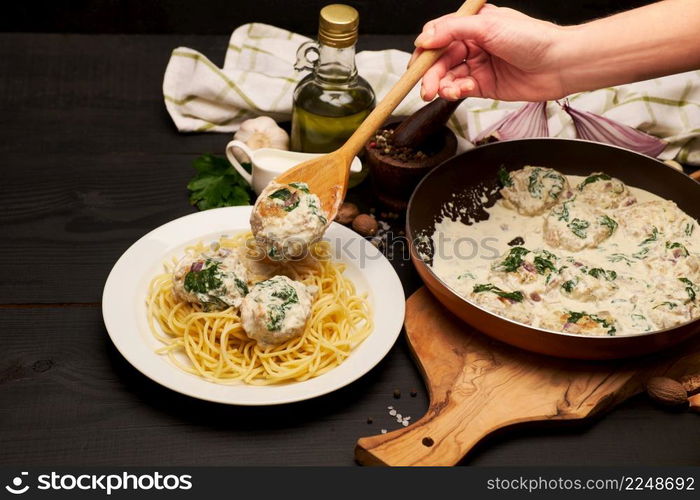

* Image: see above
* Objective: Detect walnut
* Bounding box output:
[352,214,379,237]
[335,202,359,225]
[679,374,700,396]
[646,377,688,408]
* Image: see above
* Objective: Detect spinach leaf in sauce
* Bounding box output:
[544,171,566,200]
[473,283,524,302]
[632,247,650,260]
[184,260,223,295]
[308,198,327,225]
[639,226,659,245]
[269,188,300,212]
[588,268,617,281]
[568,218,590,239]
[263,280,301,332]
[272,284,299,303]
[666,241,689,256]
[289,182,310,193]
[578,173,611,190]
[654,301,678,310]
[565,311,616,335]
[534,252,557,275]
[679,277,697,303]
[234,277,249,295]
[266,305,287,332]
[608,253,634,265]
[553,200,571,222]
[561,279,577,293]
[598,215,618,234]
[527,168,544,198]
[527,168,565,200]
[269,187,292,201]
[497,166,513,187]
[493,247,530,273]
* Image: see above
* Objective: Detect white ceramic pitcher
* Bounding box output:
[225,140,363,195]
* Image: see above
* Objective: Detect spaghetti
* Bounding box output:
[146,232,373,385]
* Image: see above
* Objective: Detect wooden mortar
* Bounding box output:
[364,99,461,211]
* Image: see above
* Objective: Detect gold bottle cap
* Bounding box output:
[318,4,359,48]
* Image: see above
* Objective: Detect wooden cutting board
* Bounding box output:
[355,287,700,466]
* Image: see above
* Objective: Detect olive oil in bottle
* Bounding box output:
[291,4,375,186]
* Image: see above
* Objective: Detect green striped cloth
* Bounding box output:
[163,23,700,165]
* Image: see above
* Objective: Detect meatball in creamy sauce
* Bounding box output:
[430,166,700,336]
[172,246,318,347]
[172,248,249,311]
[240,275,315,348]
[499,165,572,216]
[250,181,328,260]
[543,199,617,251]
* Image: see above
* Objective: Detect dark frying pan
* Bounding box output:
[406,138,700,360]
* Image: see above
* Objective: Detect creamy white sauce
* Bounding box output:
[255,152,309,173]
[430,174,700,335]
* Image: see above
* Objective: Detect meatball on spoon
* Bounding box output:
[250,0,486,255]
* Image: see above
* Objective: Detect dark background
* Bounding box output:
[2,0,699,468]
[4,0,655,34]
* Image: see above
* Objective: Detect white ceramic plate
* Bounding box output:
[102,206,405,405]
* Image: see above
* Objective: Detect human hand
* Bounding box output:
[412,4,567,102]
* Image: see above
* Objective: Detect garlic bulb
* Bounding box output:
[234,116,289,151]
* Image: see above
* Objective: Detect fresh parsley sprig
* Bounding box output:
[187,154,253,210]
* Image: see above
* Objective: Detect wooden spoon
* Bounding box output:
[274,0,487,221]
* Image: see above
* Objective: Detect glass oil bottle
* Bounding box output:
[291,4,375,186]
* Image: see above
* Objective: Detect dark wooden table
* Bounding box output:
[1,32,698,467]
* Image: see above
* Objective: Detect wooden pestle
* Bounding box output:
[390,98,464,149]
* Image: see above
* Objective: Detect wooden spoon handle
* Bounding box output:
[339,0,486,159]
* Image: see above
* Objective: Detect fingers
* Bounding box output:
[421,13,458,36]
[420,41,467,100]
[415,14,493,50]
[438,64,477,100]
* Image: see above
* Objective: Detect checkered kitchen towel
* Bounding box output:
[163,23,700,165]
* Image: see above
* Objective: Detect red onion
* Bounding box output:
[474,101,549,145]
[523,262,536,273]
[190,261,204,272]
[561,101,667,157]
